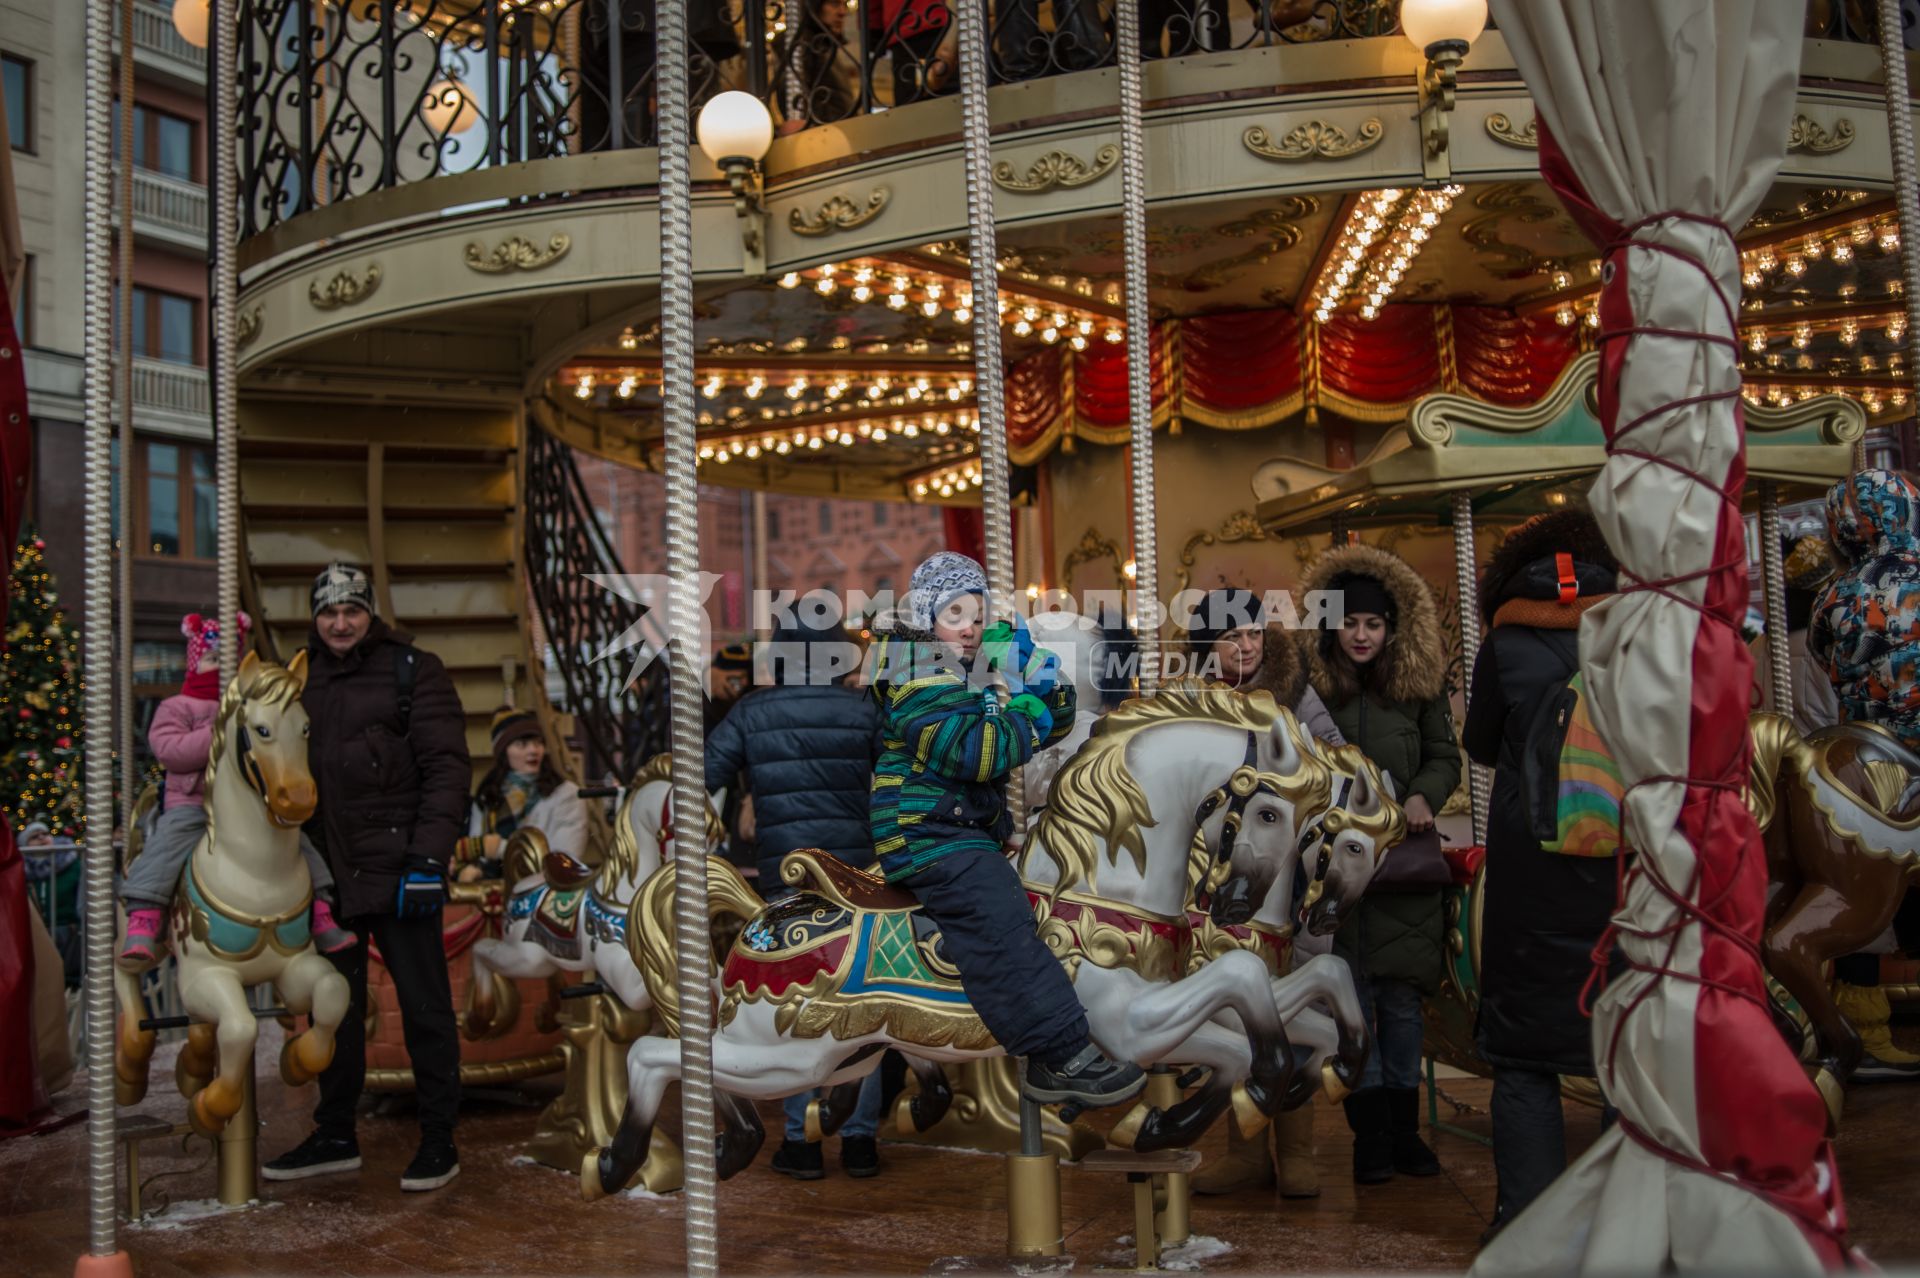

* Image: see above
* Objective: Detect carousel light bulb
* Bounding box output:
[866,384,885,399]
[744,444,761,458]
[903,423,919,437]
[575,375,594,399]
[1785,255,1807,278]
[852,285,874,302]
[1104,326,1124,343]
[915,483,930,496]
[838,432,855,445]
[935,420,951,434]
[887,293,908,310]
[1314,307,1333,324]
[702,375,724,397]
[618,326,639,350]
[1555,306,1576,327]
[1804,236,1826,260]
[917,301,938,317]
[1841,321,1860,346]
[857,423,874,437]
[939,484,954,497]
[731,440,746,454]
[1747,327,1767,352]
[1743,268,1764,288]
[713,448,732,463]
[775,440,791,454]
[1551,270,1572,290]
[1584,309,1601,329]
[778,272,802,288]
[786,378,808,398]
[617,377,637,398]
[954,306,973,324]
[907,385,923,399]
[958,377,973,393]
[1040,327,1059,344]
[1890,317,1908,342]
[816,277,837,295]
[1793,324,1812,349]
[891,275,910,292]
[807,436,824,449]
[744,378,765,398]
[872,428,888,441]
[1012,319,1033,336]
[1756,249,1778,272]
[1359,304,1380,320]
[998,297,1012,315]
[1069,334,1088,350]
[1831,240,1855,264]
[1882,229,1902,251]
[698,445,715,459]
[853,266,875,283]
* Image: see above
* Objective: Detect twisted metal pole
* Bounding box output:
[654,3,719,1273]
[1757,480,1793,719]
[951,0,1025,828]
[213,0,240,685]
[1879,0,1920,475]
[1450,492,1488,846]
[1114,0,1159,692]
[117,0,135,837]
[81,0,124,1264]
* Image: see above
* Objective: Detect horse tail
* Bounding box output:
[112,926,158,1105]
[626,855,762,1039]
[1747,711,1801,833]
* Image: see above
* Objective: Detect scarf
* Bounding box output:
[182,668,221,701]
[489,771,540,839]
[1491,593,1610,632]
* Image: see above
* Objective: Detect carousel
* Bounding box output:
[12,0,1920,1275]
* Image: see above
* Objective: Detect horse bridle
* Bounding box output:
[1191,731,1285,894]
[234,716,270,800]
[1296,773,1353,915]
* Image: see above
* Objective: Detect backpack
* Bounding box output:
[1521,668,1625,858]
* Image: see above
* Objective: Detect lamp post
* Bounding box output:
[695,91,775,278]
[1402,0,1486,185]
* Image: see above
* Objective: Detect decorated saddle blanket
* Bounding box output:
[505,882,599,960]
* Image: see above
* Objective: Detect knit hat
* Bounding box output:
[1330,571,1396,625]
[1185,588,1262,648]
[903,551,989,632]
[489,706,544,761]
[21,821,49,844]
[311,562,376,617]
[181,610,252,675]
[712,643,754,672]
[1784,534,1837,594]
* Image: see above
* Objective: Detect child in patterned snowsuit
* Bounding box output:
[1811,469,1920,750]
[867,551,1144,1108]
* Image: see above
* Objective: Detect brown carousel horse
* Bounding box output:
[1751,713,1920,1117]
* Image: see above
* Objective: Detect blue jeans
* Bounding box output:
[1352,969,1425,1091]
[782,1070,884,1142]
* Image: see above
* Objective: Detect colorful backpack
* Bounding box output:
[1522,670,1625,858]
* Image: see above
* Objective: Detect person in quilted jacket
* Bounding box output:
[1811,468,1920,750]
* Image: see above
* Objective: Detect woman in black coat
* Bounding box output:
[1462,510,1619,1241]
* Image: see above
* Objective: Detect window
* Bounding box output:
[138,439,216,559]
[8,255,28,344]
[818,503,834,535]
[134,105,195,180]
[872,501,888,527]
[765,507,780,540]
[131,286,199,364]
[2,54,30,155]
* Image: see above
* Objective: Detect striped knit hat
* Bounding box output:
[489,706,543,761]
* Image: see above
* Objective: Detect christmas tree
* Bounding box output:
[0,525,86,838]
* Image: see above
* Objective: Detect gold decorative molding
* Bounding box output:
[463,232,572,274]
[992,145,1120,194]
[235,304,263,351]
[788,188,891,237]
[308,262,382,311]
[1242,119,1383,163]
[1786,114,1855,155]
[1176,510,1271,596]
[1484,112,1538,150]
[1185,198,1319,291]
[1461,182,1562,277]
[1061,525,1123,588]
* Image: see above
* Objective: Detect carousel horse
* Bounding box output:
[582,681,1402,1198]
[113,651,351,1137]
[1186,742,1401,1098]
[1752,712,1920,1110]
[463,753,722,1039]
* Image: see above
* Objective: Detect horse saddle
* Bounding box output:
[542,849,597,891]
[780,849,919,913]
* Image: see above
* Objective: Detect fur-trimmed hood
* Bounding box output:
[1300,543,1447,704]
[1479,510,1619,623]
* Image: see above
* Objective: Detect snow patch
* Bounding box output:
[129,1197,283,1231]
[1108,1233,1231,1272]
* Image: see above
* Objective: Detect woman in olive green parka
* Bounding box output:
[1300,543,1461,1187]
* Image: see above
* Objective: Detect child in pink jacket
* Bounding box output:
[118,612,351,968]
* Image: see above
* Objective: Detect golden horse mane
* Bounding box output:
[1029,678,1329,899]
[598,752,726,894]
[203,660,307,845]
[1320,742,1408,851]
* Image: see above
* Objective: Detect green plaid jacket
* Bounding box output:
[868,642,1075,881]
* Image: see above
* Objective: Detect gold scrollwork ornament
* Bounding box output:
[308,262,382,310]
[1484,112,1539,150]
[788,188,891,237]
[1242,119,1384,163]
[1786,114,1855,156]
[992,145,1120,193]
[234,305,263,351]
[463,232,572,274]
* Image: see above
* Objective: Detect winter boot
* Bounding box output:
[311,897,356,955]
[1023,1044,1147,1109]
[1274,1101,1321,1198]
[117,908,168,971]
[1343,1089,1393,1185]
[1387,1087,1441,1176]
[1192,1116,1275,1195]
[1837,982,1920,1081]
[770,1138,824,1180]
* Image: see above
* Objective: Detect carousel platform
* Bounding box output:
[5,1028,1918,1276]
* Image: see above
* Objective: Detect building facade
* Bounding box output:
[6,0,214,761]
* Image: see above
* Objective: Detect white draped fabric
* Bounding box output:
[1473,3,1854,1271]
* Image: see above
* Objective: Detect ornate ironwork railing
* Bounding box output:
[523,419,669,779]
[235,0,1404,236]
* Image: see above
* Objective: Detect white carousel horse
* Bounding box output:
[463,754,722,1039]
[1183,742,1403,1136]
[582,682,1402,1196]
[113,651,351,1136]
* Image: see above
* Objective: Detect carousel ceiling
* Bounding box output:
[549,180,1899,502]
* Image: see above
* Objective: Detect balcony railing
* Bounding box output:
[131,0,207,84]
[234,0,1900,240]
[131,168,209,249]
[130,358,210,421]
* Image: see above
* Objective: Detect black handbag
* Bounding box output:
[1366,828,1452,893]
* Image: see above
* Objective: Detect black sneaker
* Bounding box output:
[840,1136,880,1179]
[262,1131,361,1182]
[1022,1045,1147,1109]
[399,1138,460,1192]
[770,1138,824,1180]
